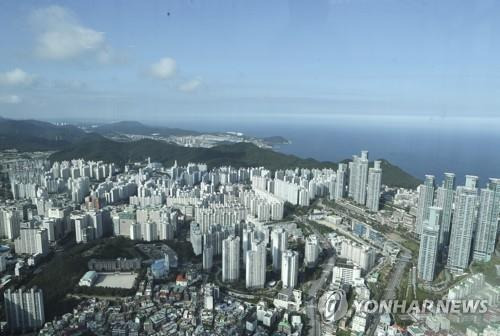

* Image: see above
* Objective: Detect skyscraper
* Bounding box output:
[435,173,455,247]
[447,176,479,274]
[245,238,266,288]
[242,226,255,265]
[14,227,49,256]
[415,175,435,236]
[417,206,442,282]
[271,227,288,271]
[334,163,347,200]
[4,287,45,333]
[203,245,214,271]
[222,235,240,282]
[349,151,369,205]
[281,250,299,288]
[473,178,500,262]
[305,235,320,266]
[348,161,355,198]
[366,160,382,212]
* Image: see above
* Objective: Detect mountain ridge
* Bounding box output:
[0,117,421,188]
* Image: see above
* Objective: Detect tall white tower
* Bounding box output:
[417,206,442,281]
[366,160,382,212]
[305,235,320,266]
[447,176,478,274]
[271,228,288,271]
[4,287,45,333]
[435,173,455,246]
[245,238,267,288]
[281,250,299,288]
[222,235,240,282]
[349,151,370,205]
[334,163,347,200]
[415,175,435,236]
[473,178,500,262]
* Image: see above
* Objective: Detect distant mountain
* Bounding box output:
[49,136,421,188]
[91,121,198,137]
[0,117,420,188]
[49,136,327,170]
[0,117,88,151]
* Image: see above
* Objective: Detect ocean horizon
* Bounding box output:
[162,115,500,186]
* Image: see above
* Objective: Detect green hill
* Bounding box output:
[0,116,420,188]
[0,117,88,151]
[49,136,421,188]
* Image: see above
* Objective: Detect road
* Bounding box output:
[305,250,335,336]
[366,246,412,336]
[317,199,414,335]
[296,215,336,336]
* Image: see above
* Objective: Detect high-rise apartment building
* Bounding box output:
[334,163,347,200]
[305,235,320,266]
[245,239,266,288]
[271,228,288,271]
[222,235,240,282]
[417,206,442,281]
[14,227,49,256]
[435,173,455,246]
[416,175,435,236]
[366,160,382,212]
[203,245,214,271]
[4,287,45,333]
[447,176,479,273]
[473,178,500,262]
[281,250,299,288]
[349,151,369,205]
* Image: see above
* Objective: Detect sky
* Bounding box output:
[0,0,499,125]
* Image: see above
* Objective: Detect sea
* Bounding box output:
[163,115,500,186]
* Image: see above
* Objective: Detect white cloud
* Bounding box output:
[0,95,22,104]
[178,78,202,92]
[150,58,177,79]
[0,68,35,86]
[30,6,114,62]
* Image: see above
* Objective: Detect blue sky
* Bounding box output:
[0,0,499,124]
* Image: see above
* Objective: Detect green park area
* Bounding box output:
[471,253,500,285]
[17,237,143,320]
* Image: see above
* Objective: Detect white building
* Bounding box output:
[415,175,435,236]
[338,237,376,272]
[190,222,203,256]
[4,287,45,333]
[79,271,98,287]
[245,239,266,288]
[417,207,441,281]
[349,151,369,205]
[281,250,299,289]
[271,228,288,271]
[332,264,361,285]
[366,160,382,212]
[203,246,214,271]
[142,221,158,242]
[447,176,478,273]
[14,227,49,256]
[473,178,500,262]
[435,173,455,246]
[222,235,240,282]
[305,235,320,266]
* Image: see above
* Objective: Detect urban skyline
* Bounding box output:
[0,1,499,335]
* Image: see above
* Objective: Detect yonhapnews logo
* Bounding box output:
[317,289,348,322]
